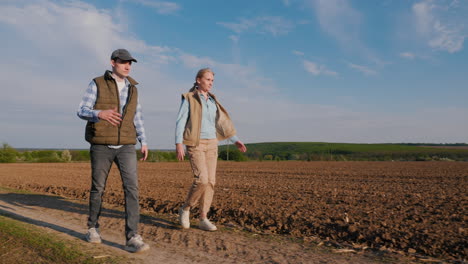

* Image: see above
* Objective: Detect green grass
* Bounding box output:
[0,215,120,264]
[219,142,468,161]
[0,186,38,194]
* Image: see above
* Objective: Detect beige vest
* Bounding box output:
[85,71,138,145]
[182,89,236,146]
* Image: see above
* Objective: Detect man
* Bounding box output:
[77,49,149,253]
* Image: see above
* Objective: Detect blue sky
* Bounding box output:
[1,0,467,149]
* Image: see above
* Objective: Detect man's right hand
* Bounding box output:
[98,107,122,126]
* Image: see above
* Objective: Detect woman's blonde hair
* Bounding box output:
[189,68,215,92]
[195,68,214,80]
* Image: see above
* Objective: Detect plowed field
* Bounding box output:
[0,161,466,262]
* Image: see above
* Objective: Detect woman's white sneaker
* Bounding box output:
[179,207,190,229]
[199,219,217,231]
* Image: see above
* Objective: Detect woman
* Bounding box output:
[175,68,247,231]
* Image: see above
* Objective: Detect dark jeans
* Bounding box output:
[87,144,139,241]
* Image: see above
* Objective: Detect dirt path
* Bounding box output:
[0,188,405,264]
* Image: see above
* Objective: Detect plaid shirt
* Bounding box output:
[77,76,147,146]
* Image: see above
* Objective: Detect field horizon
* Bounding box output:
[8,141,468,151]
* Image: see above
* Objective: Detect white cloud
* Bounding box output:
[412,0,467,53]
[179,53,217,69]
[347,63,377,76]
[229,35,240,43]
[307,0,386,67]
[217,16,294,36]
[309,0,362,47]
[429,20,465,53]
[400,52,416,59]
[0,0,182,149]
[283,0,291,6]
[303,60,338,76]
[217,18,253,34]
[0,1,178,64]
[0,1,115,62]
[128,0,181,14]
[292,50,304,56]
[178,53,277,94]
[398,52,432,61]
[449,0,460,8]
[413,1,434,35]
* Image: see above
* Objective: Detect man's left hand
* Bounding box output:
[140,145,149,161]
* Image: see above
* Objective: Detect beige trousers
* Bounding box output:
[184,139,218,216]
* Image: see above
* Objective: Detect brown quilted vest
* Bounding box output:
[85,70,138,145]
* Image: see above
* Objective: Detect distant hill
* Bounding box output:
[219,142,468,161]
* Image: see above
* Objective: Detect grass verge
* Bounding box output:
[0,214,120,264]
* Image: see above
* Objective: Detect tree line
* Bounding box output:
[2,142,468,163]
[0,143,179,163]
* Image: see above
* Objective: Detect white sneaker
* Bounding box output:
[179,207,190,229]
[85,227,102,243]
[125,234,150,253]
[199,219,217,231]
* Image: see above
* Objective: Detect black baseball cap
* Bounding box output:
[110,49,137,62]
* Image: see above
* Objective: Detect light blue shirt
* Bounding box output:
[175,93,239,144]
